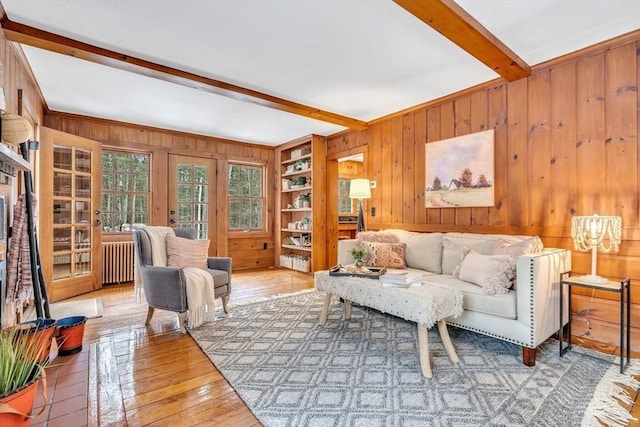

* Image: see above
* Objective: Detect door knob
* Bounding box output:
[169,218,176,224]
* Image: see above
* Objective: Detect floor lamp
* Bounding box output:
[349,179,371,233]
[571,214,622,284]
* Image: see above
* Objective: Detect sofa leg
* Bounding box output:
[177,312,187,334]
[145,307,155,325]
[222,295,230,314]
[523,346,537,366]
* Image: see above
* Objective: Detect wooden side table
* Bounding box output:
[559,274,631,373]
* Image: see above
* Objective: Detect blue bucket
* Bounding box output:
[55,316,87,356]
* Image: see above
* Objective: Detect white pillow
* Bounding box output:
[402,232,443,273]
[456,249,516,295]
[442,237,498,275]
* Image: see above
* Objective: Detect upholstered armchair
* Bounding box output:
[132,227,232,333]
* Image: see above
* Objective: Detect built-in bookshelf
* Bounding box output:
[275,135,326,273]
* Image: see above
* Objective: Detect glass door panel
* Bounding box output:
[168,155,216,247]
[40,127,102,301]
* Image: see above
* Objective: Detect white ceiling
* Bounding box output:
[2,0,639,146]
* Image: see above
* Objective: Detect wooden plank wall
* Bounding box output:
[0,34,45,137]
[44,113,276,270]
[326,33,640,347]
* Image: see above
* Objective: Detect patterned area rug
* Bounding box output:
[189,290,639,427]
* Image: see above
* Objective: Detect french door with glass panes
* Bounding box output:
[40,127,102,301]
[168,155,216,249]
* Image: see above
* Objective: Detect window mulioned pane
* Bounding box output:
[228,164,265,231]
[338,179,354,214]
[102,151,150,232]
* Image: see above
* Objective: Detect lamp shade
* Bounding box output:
[1,111,33,146]
[349,179,371,199]
[571,214,621,253]
[571,214,622,284]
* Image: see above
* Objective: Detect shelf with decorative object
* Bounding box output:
[281,152,312,165]
[281,208,312,213]
[282,244,312,252]
[275,135,326,273]
[282,169,311,178]
[281,186,311,193]
[281,228,312,233]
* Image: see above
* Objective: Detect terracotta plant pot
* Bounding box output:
[55,316,87,356]
[0,374,40,427]
[14,319,56,363]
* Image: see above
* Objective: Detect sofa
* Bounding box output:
[337,229,571,366]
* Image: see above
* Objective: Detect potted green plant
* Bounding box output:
[351,246,367,267]
[292,176,307,188]
[0,326,51,426]
[300,216,311,230]
[299,192,311,208]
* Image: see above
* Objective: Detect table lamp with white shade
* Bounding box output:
[349,178,371,233]
[571,214,622,284]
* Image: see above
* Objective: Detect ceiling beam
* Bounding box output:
[394,0,531,81]
[0,16,368,131]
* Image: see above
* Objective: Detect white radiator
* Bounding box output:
[102,241,135,284]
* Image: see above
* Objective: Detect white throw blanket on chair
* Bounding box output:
[134,226,216,328]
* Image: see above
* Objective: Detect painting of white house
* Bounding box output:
[425,129,494,208]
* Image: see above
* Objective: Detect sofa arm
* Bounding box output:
[337,239,359,266]
[140,265,188,312]
[207,257,232,274]
[515,248,571,346]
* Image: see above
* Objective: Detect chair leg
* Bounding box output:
[145,307,155,325]
[222,295,230,314]
[177,312,187,334]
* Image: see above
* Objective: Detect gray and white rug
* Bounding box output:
[189,290,639,427]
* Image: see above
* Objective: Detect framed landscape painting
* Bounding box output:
[425,129,494,208]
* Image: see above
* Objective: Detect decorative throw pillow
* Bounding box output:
[492,236,543,289]
[362,241,407,269]
[451,247,471,279]
[356,230,399,243]
[493,236,543,257]
[166,235,210,269]
[456,249,516,295]
[441,237,498,275]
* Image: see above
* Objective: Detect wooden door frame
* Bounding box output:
[326,146,368,267]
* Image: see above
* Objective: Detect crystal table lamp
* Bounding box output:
[349,179,371,233]
[571,214,622,284]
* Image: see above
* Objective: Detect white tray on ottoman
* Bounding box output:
[314,270,464,378]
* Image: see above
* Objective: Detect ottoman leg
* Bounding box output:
[417,324,433,378]
[319,293,332,325]
[437,319,459,364]
[344,299,352,320]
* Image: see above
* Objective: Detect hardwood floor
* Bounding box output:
[84,267,314,426]
[43,268,639,426]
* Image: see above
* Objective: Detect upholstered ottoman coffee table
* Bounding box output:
[314,270,463,378]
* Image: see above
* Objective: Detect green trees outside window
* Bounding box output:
[102,151,150,232]
[229,164,264,231]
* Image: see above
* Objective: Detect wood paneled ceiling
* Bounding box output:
[1,0,639,146]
